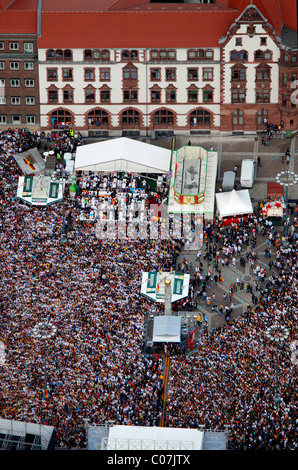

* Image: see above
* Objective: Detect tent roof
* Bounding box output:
[152,315,181,343]
[216,189,253,218]
[74,137,171,174]
[14,147,45,175]
[105,425,204,450]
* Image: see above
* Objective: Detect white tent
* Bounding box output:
[103,425,204,450]
[216,189,253,219]
[152,315,181,343]
[74,137,171,173]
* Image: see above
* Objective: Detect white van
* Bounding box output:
[240,159,255,188]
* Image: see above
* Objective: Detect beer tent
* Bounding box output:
[74,137,171,174]
[215,189,253,219]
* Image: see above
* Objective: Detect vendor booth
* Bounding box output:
[215,189,253,225]
[167,145,217,217]
[261,200,286,219]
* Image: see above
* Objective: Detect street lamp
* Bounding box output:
[32,321,57,399]
[276,170,298,247]
[265,323,290,405]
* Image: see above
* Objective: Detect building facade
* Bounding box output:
[0,35,40,128]
[0,0,40,128]
[0,0,296,135]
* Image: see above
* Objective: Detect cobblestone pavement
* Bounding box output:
[176,229,281,333]
[168,133,297,336]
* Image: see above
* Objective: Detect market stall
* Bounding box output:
[215,189,253,225]
[261,200,286,218]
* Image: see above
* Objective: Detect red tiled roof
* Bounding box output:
[108,0,153,10]
[218,0,297,36]
[279,0,297,32]
[0,0,16,11]
[4,0,37,10]
[260,0,283,37]
[40,0,237,13]
[40,0,145,12]
[234,0,283,37]
[0,0,38,34]
[1,0,295,47]
[109,2,238,12]
[38,10,238,48]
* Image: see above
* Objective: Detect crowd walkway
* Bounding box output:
[175,220,289,331]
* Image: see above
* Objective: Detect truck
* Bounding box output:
[240,159,255,188]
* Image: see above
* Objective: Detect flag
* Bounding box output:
[24,157,35,171]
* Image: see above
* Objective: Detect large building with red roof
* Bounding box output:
[0,0,297,135]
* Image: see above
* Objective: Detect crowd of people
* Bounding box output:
[0,128,297,450]
[166,214,298,450]
[261,119,284,146]
[0,128,181,448]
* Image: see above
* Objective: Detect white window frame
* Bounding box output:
[0,42,4,50]
[11,96,21,105]
[0,97,6,104]
[24,42,33,54]
[26,115,35,124]
[9,42,19,51]
[10,79,20,87]
[0,62,5,70]
[25,79,34,87]
[24,62,34,70]
[10,62,19,70]
[203,68,213,80]
[25,96,35,105]
[0,115,7,123]
[11,115,21,124]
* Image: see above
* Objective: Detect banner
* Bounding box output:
[22,176,33,196]
[141,271,190,303]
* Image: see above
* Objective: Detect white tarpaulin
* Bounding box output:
[216,189,253,218]
[74,137,171,173]
[105,425,204,450]
[152,315,181,343]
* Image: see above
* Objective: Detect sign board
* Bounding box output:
[17,175,63,206]
[141,271,190,303]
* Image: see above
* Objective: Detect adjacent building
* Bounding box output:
[0,0,297,135]
[0,0,40,128]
